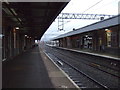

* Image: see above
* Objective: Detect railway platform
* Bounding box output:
[45,45,120,89]
[2,46,78,89]
[52,46,120,61]
[72,48,120,60]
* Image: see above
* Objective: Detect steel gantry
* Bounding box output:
[58,13,115,31]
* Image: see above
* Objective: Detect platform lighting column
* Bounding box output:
[13,28,16,49]
[119,29,120,47]
[24,35,27,50]
[0,1,2,88]
[9,28,12,57]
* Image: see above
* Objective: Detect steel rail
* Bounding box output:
[50,50,109,90]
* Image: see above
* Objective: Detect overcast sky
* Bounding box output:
[41,0,119,41]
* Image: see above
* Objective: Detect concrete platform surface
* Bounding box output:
[39,47,78,89]
[2,46,78,89]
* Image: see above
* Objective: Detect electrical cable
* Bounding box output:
[82,0,103,13]
[89,0,119,14]
[58,0,117,32]
[59,0,104,28]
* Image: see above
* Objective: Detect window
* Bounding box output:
[106,29,111,47]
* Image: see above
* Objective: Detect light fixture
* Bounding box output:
[25,35,27,37]
[105,29,109,31]
[105,29,111,32]
[85,35,88,37]
[4,0,10,4]
[0,34,4,38]
[15,27,19,30]
[18,18,22,22]
[11,8,18,16]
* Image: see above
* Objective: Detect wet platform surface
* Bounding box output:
[2,47,54,88]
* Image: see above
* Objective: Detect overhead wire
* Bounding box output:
[58,0,117,32]
[88,0,119,14]
[82,0,103,13]
[58,0,104,31]
[66,0,117,26]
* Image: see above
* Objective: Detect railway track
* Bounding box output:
[45,45,119,89]
[51,46,120,78]
[54,47,119,70]
[46,52,109,89]
[54,47,119,78]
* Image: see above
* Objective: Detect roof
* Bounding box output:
[2,2,69,40]
[53,14,120,40]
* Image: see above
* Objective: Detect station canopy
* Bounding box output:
[2,2,69,40]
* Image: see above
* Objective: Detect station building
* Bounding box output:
[51,15,120,56]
